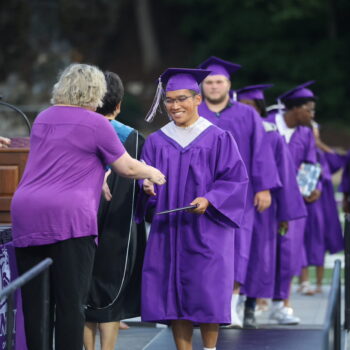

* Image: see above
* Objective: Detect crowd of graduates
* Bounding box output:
[6,56,350,350]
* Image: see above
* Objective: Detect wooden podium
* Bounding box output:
[0,138,30,223]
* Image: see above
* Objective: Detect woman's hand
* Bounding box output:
[147,166,166,185]
[0,136,10,148]
[189,197,210,215]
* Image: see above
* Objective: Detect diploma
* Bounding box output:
[156,204,198,215]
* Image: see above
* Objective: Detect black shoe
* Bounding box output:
[243,307,258,329]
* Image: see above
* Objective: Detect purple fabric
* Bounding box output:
[236,84,273,101]
[11,106,125,247]
[340,150,350,193]
[304,150,344,266]
[0,241,27,350]
[267,112,318,298]
[243,131,307,298]
[161,68,211,93]
[136,126,248,324]
[199,101,281,284]
[198,56,241,78]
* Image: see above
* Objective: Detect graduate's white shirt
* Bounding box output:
[161,117,212,148]
[275,112,296,144]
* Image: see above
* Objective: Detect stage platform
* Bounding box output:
[94,283,348,349]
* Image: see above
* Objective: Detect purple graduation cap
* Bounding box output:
[278,81,316,102]
[145,68,211,122]
[197,56,241,79]
[236,84,273,101]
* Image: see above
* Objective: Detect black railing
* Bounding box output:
[322,259,342,350]
[0,97,32,135]
[344,214,350,332]
[0,258,52,350]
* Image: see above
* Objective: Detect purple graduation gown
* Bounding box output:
[243,127,307,298]
[267,112,317,298]
[304,150,345,266]
[136,123,248,324]
[199,101,281,284]
[340,150,350,194]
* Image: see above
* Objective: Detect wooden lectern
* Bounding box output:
[0,138,30,223]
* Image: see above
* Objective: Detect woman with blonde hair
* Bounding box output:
[11,63,165,350]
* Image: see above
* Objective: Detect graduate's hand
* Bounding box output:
[254,190,272,212]
[143,178,156,196]
[102,180,112,201]
[189,197,210,215]
[278,221,289,236]
[0,136,10,148]
[304,189,321,203]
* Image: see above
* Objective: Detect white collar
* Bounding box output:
[276,112,296,144]
[161,117,212,148]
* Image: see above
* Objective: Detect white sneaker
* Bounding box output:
[225,294,243,328]
[269,306,300,325]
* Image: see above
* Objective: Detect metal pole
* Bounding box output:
[334,270,341,350]
[5,293,14,350]
[344,214,350,331]
[41,267,50,350]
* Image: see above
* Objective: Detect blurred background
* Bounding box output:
[0,0,350,147]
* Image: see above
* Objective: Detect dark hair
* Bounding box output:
[282,97,316,110]
[254,99,267,117]
[96,71,124,116]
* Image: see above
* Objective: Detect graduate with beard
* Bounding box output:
[136,68,248,350]
[236,84,307,327]
[197,56,281,327]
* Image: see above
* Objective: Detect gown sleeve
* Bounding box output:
[204,131,249,228]
[249,108,282,193]
[274,134,307,222]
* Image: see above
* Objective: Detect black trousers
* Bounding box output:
[15,236,95,350]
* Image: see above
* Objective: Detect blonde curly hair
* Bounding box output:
[51,63,107,110]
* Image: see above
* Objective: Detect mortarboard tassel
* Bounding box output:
[145,77,165,123]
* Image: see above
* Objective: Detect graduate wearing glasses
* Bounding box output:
[136,68,248,350]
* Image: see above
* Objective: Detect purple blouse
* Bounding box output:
[11,106,126,247]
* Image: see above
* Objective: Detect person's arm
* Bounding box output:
[0,136,10,148]
[249,109,281,211]
[110,152,166,184]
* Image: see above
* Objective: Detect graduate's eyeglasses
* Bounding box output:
[164,95,193,105]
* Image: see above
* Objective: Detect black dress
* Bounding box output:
[85,130,146,322]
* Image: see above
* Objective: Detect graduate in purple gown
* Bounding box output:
[302,124,345,293]
[266,81,319,320]
[236,84,308,327]
[197,57,281,327]
[340,150,350,213]
[136,68,248,350]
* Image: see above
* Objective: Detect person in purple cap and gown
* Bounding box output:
[266,81,320,322]
[197,56,281,327]
[136,68,248,350]
[301,123,345,294]
[340,150,350,214]
[236,84,307,327]
[11,64,166,350]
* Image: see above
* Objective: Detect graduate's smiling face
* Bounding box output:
[202,75,231,104]
[165,89,201,127]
